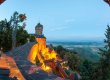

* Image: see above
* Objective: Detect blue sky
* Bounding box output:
[0,0,110,41]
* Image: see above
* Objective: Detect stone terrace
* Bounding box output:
[6,42,66,80]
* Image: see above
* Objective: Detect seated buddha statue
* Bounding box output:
[28,23,60,68]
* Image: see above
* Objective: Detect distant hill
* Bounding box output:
[47,41,103,62]
[71,47,100,62]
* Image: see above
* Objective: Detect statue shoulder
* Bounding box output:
[35,34,46,38]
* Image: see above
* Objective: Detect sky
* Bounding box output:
[0,0,110,41]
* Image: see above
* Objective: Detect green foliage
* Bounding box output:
[0,11,37,51]
[54,45,100,80]
[54,45,80,71]
[0,19,12,51]
[64,52,80,70]
[72,47,100,62]
[54,45,66,58]
[80,60,95,80]
[92,25,110,80]
[29,34,35,42]
[16,27,29,46]
[0,18,33,51]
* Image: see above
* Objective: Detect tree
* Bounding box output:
[16,26,29,46]
[92,25,110,80]
[0,18,29,51]
[54,45,80,71]
[29,34,35,42]
[0,19,12,51]
[80,60,95,80]
[0,19,29,51]
[10,11,26,49]
[54,45,66,58]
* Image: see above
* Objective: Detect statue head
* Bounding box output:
[35,23,43,35]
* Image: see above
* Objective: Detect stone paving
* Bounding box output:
[0,54,25,80]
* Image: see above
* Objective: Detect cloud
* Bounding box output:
[47,18,76,32]
[50,26,67,31]
[65,19,75,23]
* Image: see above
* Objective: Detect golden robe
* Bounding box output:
[28,38,46,64]
[28,38,58,64]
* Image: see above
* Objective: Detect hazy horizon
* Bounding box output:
[46,37,104,42]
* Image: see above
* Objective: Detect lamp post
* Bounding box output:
[11,11,26,49]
